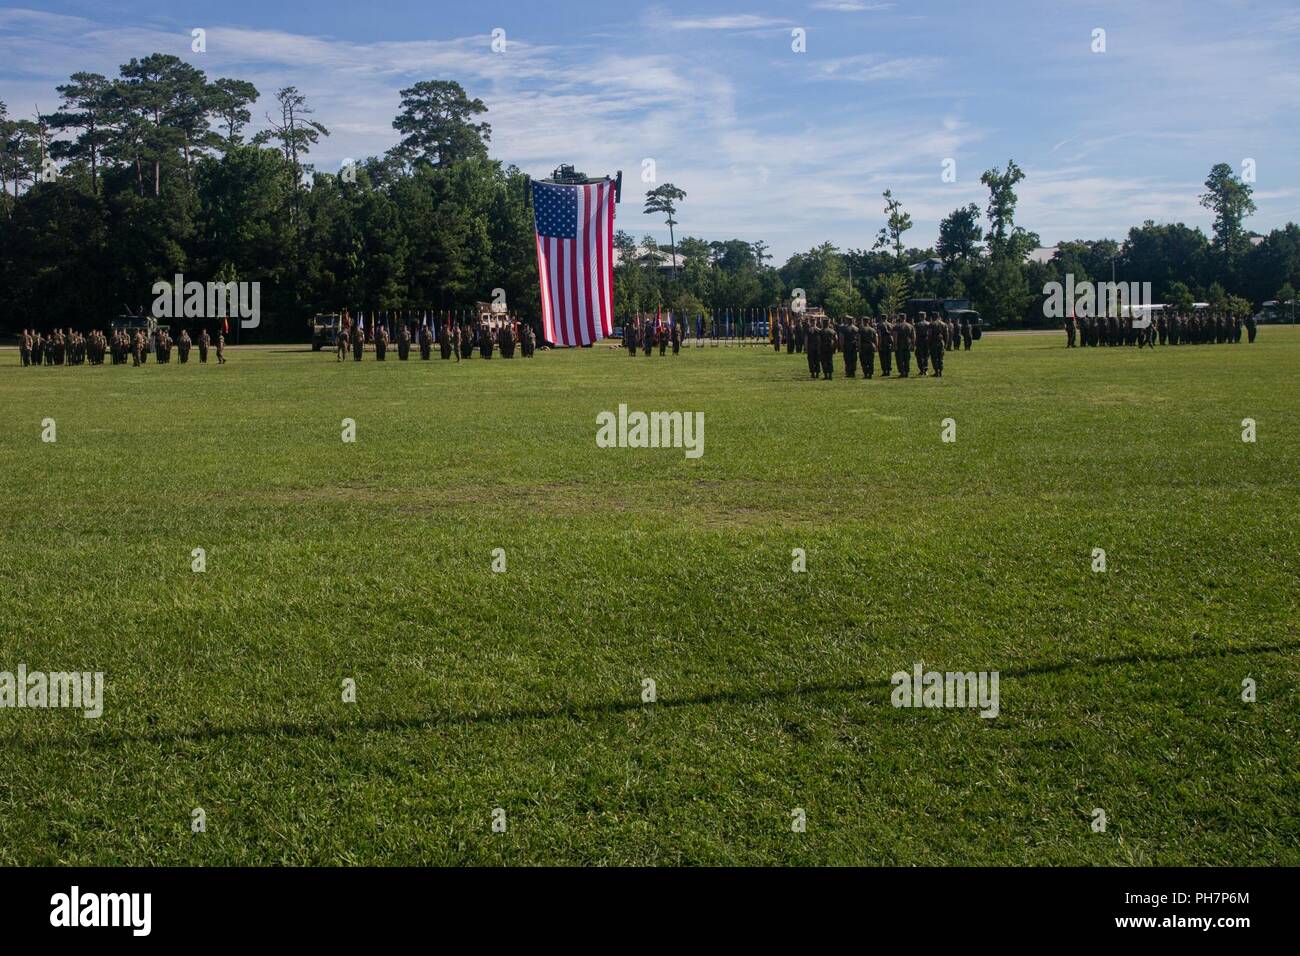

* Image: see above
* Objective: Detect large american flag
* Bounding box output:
[532,179,616,347]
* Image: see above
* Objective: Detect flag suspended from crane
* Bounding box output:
[531,178,615,347]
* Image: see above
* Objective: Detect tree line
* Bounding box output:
[3,53,1297,338]
[0,57,534,338]
[625,160,1299,327]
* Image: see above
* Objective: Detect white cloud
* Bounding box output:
[808,52,942,83]
[660,14,792,31]
[811,2,896,11]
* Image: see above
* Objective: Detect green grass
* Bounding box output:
[1,330,1297,866]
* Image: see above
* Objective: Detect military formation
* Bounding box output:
[622,316,683,356]
[788,312,972,380]
[335,313,537,363]
[1064,311,1258,348]
[18,327,225,367]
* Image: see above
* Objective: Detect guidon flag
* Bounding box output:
[531,178,616,347]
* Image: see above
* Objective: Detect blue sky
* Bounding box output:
[3,0,1298,260]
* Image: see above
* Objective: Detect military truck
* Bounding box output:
[111,315,159,337]
[1254,300,1295,324]
[111,315,168,351]
[310,313,344,350]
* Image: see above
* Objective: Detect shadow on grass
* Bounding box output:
[10,639,1297,751]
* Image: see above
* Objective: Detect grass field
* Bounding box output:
[1,329,1297,866]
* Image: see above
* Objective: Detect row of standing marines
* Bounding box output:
[334,313,537,361]
[17,327,225,366]
[795,313,974,380]
[33,309,1263,367]
[1064,311,1259,347]
[622,316,684,355]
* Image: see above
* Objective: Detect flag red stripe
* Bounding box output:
[575,185,588,344]
[535,233,553,342]
[566,230,576,346]
[582,185,596,344]
[603,183,614,332]
[594,184,607,342]
[553,236,563,345]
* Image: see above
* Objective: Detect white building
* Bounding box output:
[612,248,685,273]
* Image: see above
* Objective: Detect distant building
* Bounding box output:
[613,248,684,273]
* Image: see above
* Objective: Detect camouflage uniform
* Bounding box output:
[806,319,820,378]
[818,319,835,380]
[860,322,877,378]
[916,315,930,374]
[878,318,893,376]
[841,318,859,378]
[894,316,912,378]
[930,316,945,377]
